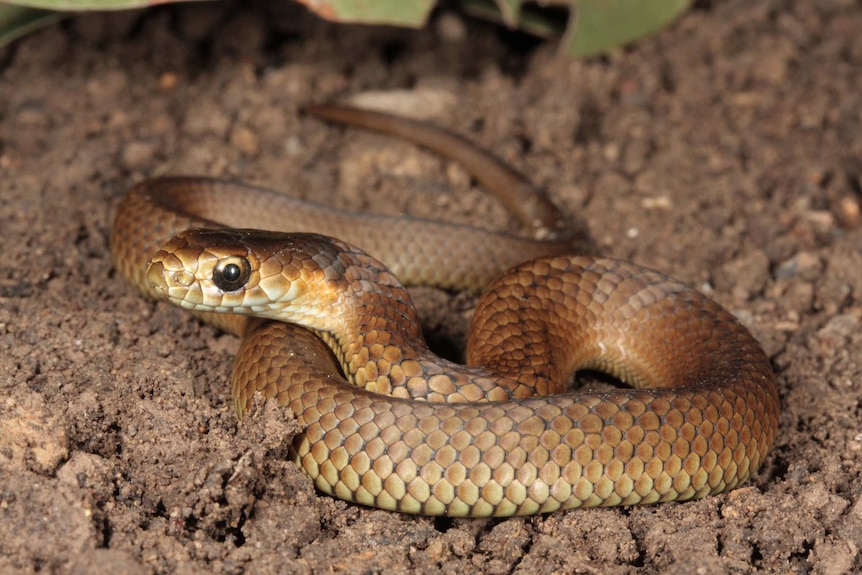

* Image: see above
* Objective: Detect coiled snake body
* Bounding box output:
[112,107,779,517]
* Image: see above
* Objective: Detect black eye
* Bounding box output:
[213,257,251,292]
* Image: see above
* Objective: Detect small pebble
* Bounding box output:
[229,126,260,156]
[436,12,467,43]
[159,72,179,91]
[641,195,672,210]
[774,251,822,280]
[838,195,860,229]
[120,141,157,170]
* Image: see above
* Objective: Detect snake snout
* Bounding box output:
[147,258,195,294]
[147,260,168,292]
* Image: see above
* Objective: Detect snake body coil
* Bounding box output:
[111,108,779,516]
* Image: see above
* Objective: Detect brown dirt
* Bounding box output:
[2,0,862,573]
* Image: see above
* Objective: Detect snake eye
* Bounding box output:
[212,257,251,292]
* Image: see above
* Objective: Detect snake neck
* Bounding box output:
[299,240,440,393]
[303,240,526,401]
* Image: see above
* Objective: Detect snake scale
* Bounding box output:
[111,105,779,517]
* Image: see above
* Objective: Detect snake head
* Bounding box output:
[147,229,352,329]
[147,228,261,312]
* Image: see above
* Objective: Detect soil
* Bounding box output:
[2,0,862,573]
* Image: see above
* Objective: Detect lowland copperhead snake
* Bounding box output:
[111,105,778,516]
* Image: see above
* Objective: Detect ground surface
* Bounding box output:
[2,1,862,573]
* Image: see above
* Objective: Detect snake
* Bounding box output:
[111,105,779,517]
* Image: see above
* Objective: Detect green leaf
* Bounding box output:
[0,0,690,53]
[1,0,208,11]
[3,0,436,25]
[462,0,564,39]
[492,0,521,27]
[295,0,436,27]
[0,5,63,47]
[564,0,691,56]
